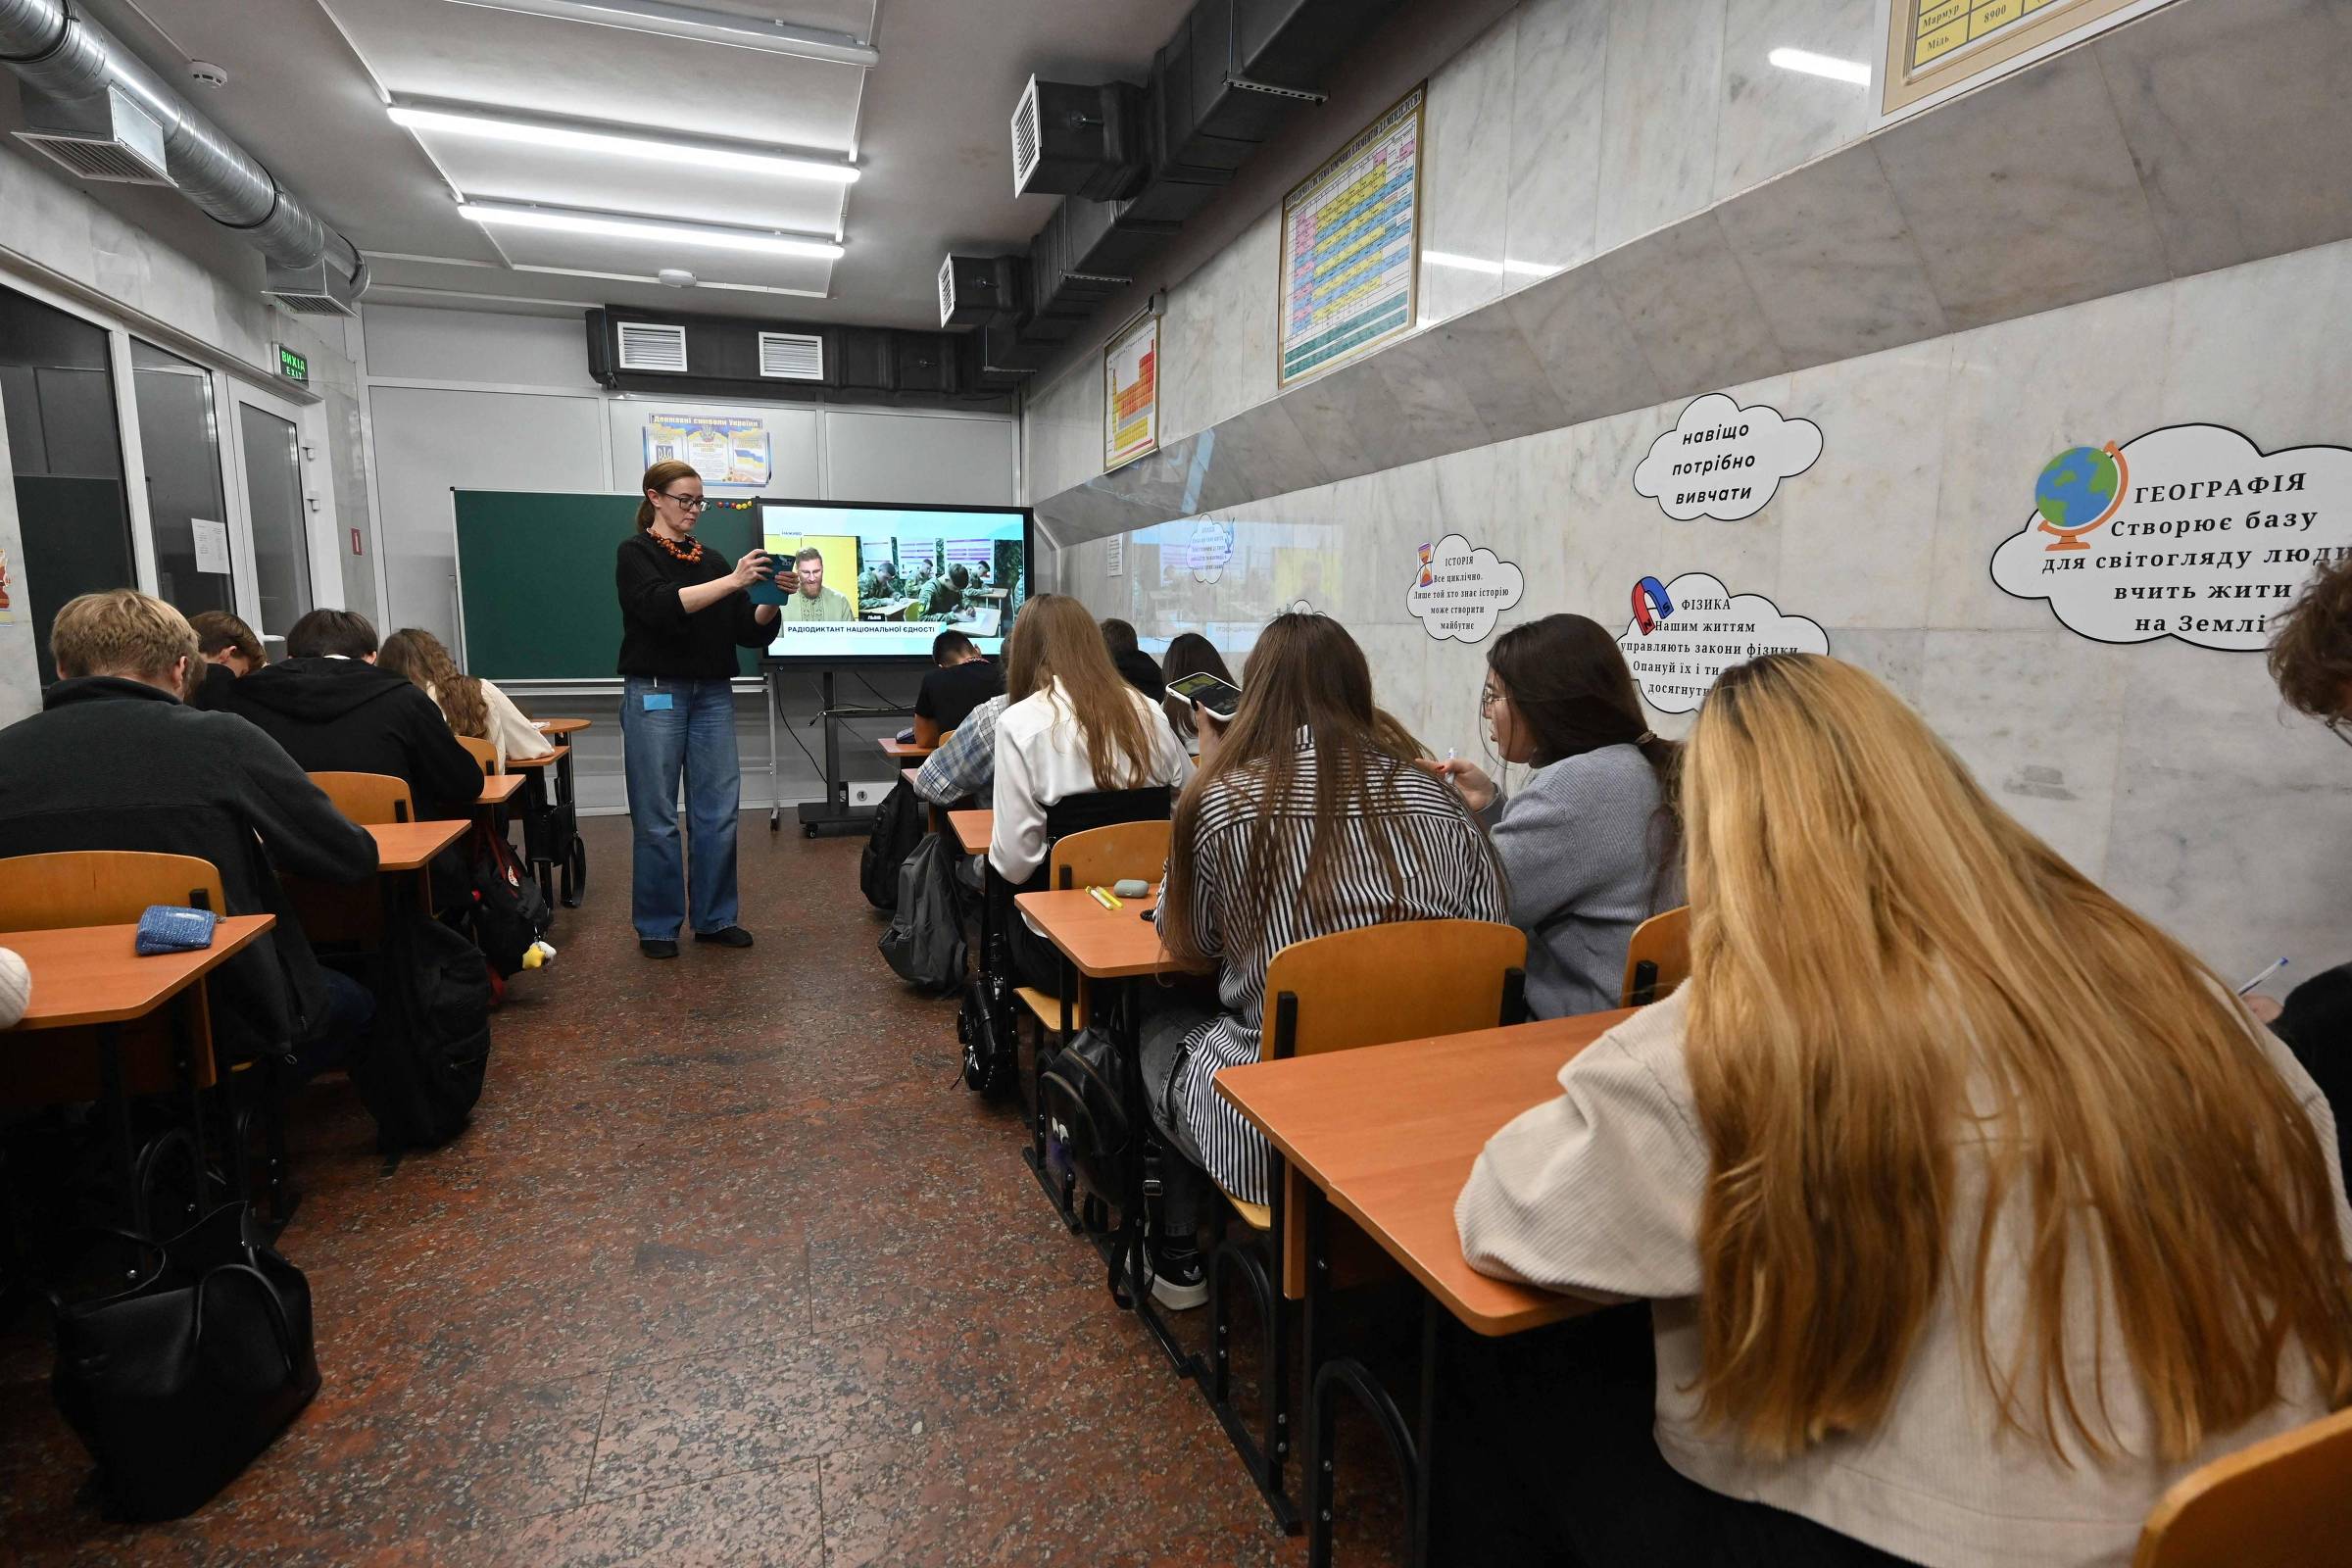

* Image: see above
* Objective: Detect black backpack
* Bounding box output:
[346,914,494,1154]
[859,778,926,911]
[1036,1027,1131,1203]
[466,823,550,978]
[879,832,967,993]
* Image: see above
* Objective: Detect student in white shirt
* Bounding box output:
[1449,653,2352,1568]
[989,595,1191,989]
[378,626,555,770]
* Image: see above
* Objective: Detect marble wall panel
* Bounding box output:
[1502,0,1608,289]
[1595,213,1786,401]
[1502,259,1664,427]
[2097,0,2352,281]
[2156,241,2352,450]
[1593,0,1728,255]
[1417,14,1518,326]
[1713,0,1878,200]
[1873,50,2171,331]
[1428,307,1571,445]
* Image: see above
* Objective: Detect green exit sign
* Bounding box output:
[276,345,309,384]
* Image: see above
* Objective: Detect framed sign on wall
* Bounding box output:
[1103,311,1159,471]
[1877,0,2172,121]
[1276,84,1426,388]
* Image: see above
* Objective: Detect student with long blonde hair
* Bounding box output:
[378,627,552,769]
[1453,653,2352,1567]
[989,595,1191,986]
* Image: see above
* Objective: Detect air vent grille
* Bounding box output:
[937,256,957,329]
[16,130,172,184]
[1009,76,1042,197]
[616,320,690,373]
[272,292,355,318]
[758,331,824,381]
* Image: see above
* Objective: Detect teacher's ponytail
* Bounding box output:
[637,459,700,530]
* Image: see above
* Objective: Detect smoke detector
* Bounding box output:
[188,62,228,89]
[657,268,697,289]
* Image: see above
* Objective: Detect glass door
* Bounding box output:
[129,339,235,619]
[232,400,314,644]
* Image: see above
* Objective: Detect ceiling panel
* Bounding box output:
[475,223,835,294]
[320,0,868,150]
[416,132,849,234]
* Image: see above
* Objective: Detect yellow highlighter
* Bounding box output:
[1088,885,1122,910]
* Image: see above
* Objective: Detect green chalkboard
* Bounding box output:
[452,490,763,681]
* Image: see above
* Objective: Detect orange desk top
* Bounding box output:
[501,744,568,771]
[1014,886,1205,982]
[948,810,992,854]
[900,767,922,793]
[0,915,276,1031]
[878,738,933,761]
[1214,1010,1635,1336]
[535,716,593,736]
[369,820,468,873]
[474,773,525,808]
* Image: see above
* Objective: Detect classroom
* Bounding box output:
[0,0,2348,1562]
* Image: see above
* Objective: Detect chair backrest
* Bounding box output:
[457,735,500,775]
[0,851,227,929]
[936,728,956,748]
[1620,905,1690,1007]
[2134,1406,2352,1568]
[309,770,414,825]
[1053,819,1172,891]
[1044,785,1172,843]
[1262,919,1527,1061]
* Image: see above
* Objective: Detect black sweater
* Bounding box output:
[226,657,486,822]
[0,677,378,1059]
[615,531,771,680]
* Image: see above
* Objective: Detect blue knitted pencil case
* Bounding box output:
[134,906,217,956]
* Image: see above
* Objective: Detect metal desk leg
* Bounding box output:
[765,666,782,832]
[97,1022,139,1231]
[1303,1176,1426,1568]
[552,747,584,907]
[171,993,212,1219]
[1115,974,1193,1375]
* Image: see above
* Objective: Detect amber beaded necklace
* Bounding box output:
[651,529,704,565]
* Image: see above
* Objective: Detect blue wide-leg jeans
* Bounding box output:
[620,676,743,940]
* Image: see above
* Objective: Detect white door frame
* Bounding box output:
[220,381,344,646]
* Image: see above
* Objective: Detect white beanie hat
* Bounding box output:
[0,947,28,1029]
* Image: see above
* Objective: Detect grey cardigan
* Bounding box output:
[1480,744,1676,1017]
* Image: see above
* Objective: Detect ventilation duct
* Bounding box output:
[970,0,1408,364]
[584,308,1021,408]
[15,79,167,182]
[0,0,367,315]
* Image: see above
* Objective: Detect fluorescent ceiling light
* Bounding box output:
[389,104,858,184]
[1768,47,1871,85]
[457,199,845,260]
[1423,251,1557,278]
[440,0,878,65]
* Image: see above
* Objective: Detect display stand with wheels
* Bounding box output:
[770,665,912,838]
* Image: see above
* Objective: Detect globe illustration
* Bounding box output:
[2035,445,2121,533]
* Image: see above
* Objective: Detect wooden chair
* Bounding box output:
[2133,1406,2352,1568]
[1015,819,1173,1036]
[0,852,235,1232]
[308,770,414,825]
[457,735,500,775]
[1620,905,1690,1006]
[1203,918,1528,1530]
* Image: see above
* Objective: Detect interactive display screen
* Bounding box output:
[760,500,1031,662]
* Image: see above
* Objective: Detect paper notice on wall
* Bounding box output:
[1106,534,1125,578]
[191,518,232,575]
[1988,423,2352,652]
[643,414,772,488]
[1616,571,1830,712]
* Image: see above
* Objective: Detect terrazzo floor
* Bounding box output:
[0,813,1412,1566]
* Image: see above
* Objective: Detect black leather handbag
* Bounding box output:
[49,1203,321,1520]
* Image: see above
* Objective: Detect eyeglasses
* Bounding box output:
[661,491,709,513]
[2328,716,2352,751]
[1479,686,1503,712]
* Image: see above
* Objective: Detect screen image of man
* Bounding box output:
[778,547,853,621]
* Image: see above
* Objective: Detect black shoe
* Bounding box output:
[1145,1236,1207,1311]
[639,938,679,959]
[693,925,754,948]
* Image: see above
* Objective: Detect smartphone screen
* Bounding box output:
[1167,670,1243,717]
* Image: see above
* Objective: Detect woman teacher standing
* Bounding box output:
[616,460,778,958]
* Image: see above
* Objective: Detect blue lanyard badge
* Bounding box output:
[642,691,674,710]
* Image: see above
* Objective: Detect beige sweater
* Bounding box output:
[1455,985,2352,1568]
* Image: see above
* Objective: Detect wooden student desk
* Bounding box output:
[1,914,276,1224]
[948,809,992,855]
[534,716,592,737]
[1215,1008,1635,1567]
[474,771,525,818]
[878,737,933,762]
[1015,886,1208,1371]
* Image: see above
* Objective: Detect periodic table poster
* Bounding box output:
[1276,85,1425,388]
[1103,311,1159,471]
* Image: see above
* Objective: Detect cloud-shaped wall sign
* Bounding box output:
[1406,534,1525,644]
[1189,518,1235,584]
[1988,423,2352,652]
[1635,392,1824,521]
[1613,570,1829,713]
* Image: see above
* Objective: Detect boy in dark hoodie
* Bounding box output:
[227,608,485,823]
[0,590,378,1074]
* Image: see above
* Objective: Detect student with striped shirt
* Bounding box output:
[1147,612,1507,1308]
